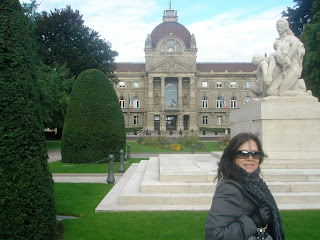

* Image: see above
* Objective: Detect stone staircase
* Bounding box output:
[96,153,320,212]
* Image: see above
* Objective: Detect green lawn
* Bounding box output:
[50,158,146,173]
[47,140,61,150]
[55,183,320,240]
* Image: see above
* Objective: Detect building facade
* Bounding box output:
[114,7,256,132]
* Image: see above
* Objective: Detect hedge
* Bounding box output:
[61,69,126,163]
[0,1,57,239]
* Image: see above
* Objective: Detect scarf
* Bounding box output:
[233,165,286,240]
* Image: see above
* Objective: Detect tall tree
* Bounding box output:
[0,0,57,239]
[282,0,314,36]
[36,62,75,131]
[35,5,118,82]
[301,0,320,98]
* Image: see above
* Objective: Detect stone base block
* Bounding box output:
[230,96,320,160]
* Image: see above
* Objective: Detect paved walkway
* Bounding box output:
[49,149,211,184]
[48,149,210,163]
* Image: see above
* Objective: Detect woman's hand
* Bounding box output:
[249,206,272,227]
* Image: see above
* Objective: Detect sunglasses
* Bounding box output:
[235,150,262,159]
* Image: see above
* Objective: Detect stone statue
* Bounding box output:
[251,18,312,97]
[249,54,269,97]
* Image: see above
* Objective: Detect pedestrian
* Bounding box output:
[205,132,285,240]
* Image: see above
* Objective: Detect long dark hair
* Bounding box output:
[216,132,267,182]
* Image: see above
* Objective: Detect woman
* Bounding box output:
[205,132,285,240]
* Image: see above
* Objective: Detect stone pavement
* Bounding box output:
[49,149,209,184]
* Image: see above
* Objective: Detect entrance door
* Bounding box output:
[154,115,160,130]
[166,115,177,130]
[183,115,189,130]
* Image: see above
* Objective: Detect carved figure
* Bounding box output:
[249,54,268,97]
[250,18,312,97]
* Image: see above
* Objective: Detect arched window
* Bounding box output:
[159,39,182,55]
[133,96,140,108]
[216,96,222,108]
[119,96,125,109]
[244,96,251,103]
[165,83,178,107]
[202,96,208,108]
[230,96,237,108]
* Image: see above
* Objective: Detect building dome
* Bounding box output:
[150,9,191,49]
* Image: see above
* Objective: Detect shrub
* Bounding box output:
[177,131,206,150]
[218,135,230,150]
[137,135,171,149]
[0,0,57,238]
[61,69,126,163]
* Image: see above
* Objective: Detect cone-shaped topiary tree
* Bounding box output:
[0,0,57,239]
[61,69,126,163]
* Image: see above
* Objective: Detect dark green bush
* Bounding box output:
[61,69,126,163]
[0,0,57,239]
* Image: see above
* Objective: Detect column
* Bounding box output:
[178,76,182,108]
[161,77,165,109]
[146,76,154,130]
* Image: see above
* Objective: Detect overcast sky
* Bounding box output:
[22,0,296,63]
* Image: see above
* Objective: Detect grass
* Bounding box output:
[55,183,320,240]
[47,140,61,150]
[50,158,146,173]
[55,183,207,240]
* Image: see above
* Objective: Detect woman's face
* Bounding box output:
[276,22,286,35]
[234,139,260,173]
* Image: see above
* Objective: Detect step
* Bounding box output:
[267,182,320,192]
[96,154,320,212]
[273,192,320,205]
[141,157,216,193]
[262,160,320,169]
[141,158,320,193]
[119,160,320,206]
[262,169,320,182]
[95,163,139,212]
[159,154,217,182]
[211,152,320,169]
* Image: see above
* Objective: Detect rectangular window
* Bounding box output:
[216,99,222,108]
[202,81,208,88]
[119,82,125,88]
[119,100,125,108]
[203,116,208,125]
[134,82,140,88]
[133,116,139,125]
[231,81,236,88]
[245,81,250,88]
[231,100,237,108]
[217,116,222,125]
[202,99,208,108]
[217,82,222,88]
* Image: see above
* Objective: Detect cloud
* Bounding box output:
[33,1,289,63]
[187,7,285,62]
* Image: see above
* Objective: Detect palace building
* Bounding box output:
[114,7,256,132]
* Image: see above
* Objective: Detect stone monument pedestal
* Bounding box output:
[230,96,320,160]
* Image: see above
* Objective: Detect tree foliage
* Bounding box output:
[36,62,75,129]
[0,0,56,239]
[301,0,320,98]
[61,69,126,163]
[282,0,315,36]
[35,5,118,82]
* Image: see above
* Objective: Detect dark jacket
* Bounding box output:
[205,178,258,240]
